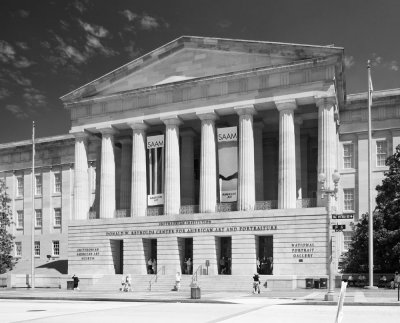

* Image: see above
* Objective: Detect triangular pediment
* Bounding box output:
[61,36,343,102]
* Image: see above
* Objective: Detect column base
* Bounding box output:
[324,291,336,301]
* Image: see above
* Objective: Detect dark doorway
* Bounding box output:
[217,237,232,275]
[178,238,193,274]
[258,236,273,275]
[144,238,157,274]
[110,240,123,274]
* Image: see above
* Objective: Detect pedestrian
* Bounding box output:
[152,259,157,274]
[220,257,226,274]
[256,257,260,274]
[72,274,80,291]
[183,258,188,274]
[394,271,400,289]
[252,273,261,294]
[187,258,192,275]
[174,271,181,291]
[147,258,153,274]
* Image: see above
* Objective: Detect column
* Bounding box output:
[276,99,297,209]
[295,117,303,201]
[254,121,264,201]
[301,134,309,199]
[119,137,132,211]
[235,106,256,211]
[180,129,196,205]
[98,127,116,219]
[198,112,218,213]
[162,117,182,215]
[73,131,89,220]
[130,123,148,217]
[317,96,338,207]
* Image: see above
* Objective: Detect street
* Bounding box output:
[1,299,399,323]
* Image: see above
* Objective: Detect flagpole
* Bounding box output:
[31,121,35,289]
[367,61,374,288]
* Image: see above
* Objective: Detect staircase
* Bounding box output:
[82,274,269,293]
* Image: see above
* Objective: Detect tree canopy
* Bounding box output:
[0,179,16,274]
[342,144,400,273]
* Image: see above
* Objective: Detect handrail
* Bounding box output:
[148,265,165,291]
[191,265,202,286]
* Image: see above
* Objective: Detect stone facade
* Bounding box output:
[0,36,399,278]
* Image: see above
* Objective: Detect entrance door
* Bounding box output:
[144,238,157,274]
[218,237,232,275]
[258,236,273,275]
[178,238,193,274]
[110,240,123,274]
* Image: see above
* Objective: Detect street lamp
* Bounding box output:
[319,169,340,301]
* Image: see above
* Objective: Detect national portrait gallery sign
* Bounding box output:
[105,220,277,237]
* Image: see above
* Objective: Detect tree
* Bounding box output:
[0,179,16,274]
[342,144,400,273]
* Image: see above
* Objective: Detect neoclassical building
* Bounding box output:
[1,37,399,284]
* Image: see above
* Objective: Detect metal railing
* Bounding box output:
[148,265,165,291]
[191,265,203,287]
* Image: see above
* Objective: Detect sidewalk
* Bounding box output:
[0,287,399,305]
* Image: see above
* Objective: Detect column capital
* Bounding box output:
[97,126,117,136]
[275,99,297,112]
[235,105,256,116]
[71,130,88,140]
[196,111,219,121]
[128,122,148,131]
[315,95,336,108]
[161,116,182,126]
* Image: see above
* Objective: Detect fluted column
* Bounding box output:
[276,99,297,209]
[254,121,264,201]
[317,96,338,206]
[162,117,182,215]
[180,129,196,205]
[295,117,303,201]
[198,112,218,213]
[235,106,256,211]
[130,123,148,217]
[98,127,116,218]
[119,137,132,210]
[73,131,89,220]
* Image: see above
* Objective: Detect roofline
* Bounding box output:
[60,35,343,101]
[0,134,74,150]
[347,88,400,101]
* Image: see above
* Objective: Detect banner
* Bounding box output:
[217,127,238,202]
[147,135,164,206]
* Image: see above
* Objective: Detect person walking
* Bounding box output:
[174,271,181,291]
[147,258,153,274]
[252,273,261,294]
[187,258,192,275]
[152,259,157,274]
[72,274,80,291]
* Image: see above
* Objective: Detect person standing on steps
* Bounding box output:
[174,271,181,291]
[72,274,80,291]
[252,273,261,294]
[147,258,153,274]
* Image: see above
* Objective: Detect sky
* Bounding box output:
[0,0,399,144]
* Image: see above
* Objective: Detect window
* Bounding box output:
[376,140,387,167]
[343,189,355,211]
[54,208,61,227]
[17,177,24,197]
[17,210,24,229]
[15,242,22,257]
[35,175,42,195]
[35,209,42,228]
[34,241,40,256]
[54,173,61,193]
[343,143,354,169]
[52,241,60,256]
[343,231,353,251]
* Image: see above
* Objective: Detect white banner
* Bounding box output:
[147,135,164,205]
[217,127,238,202]
[148,194,164,206]
[147,135,164,149]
